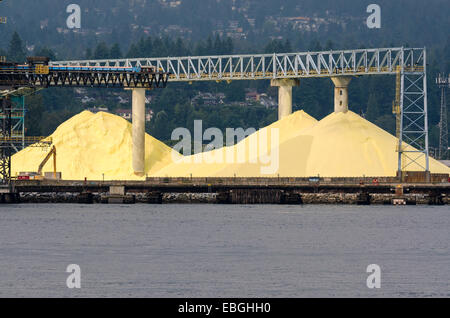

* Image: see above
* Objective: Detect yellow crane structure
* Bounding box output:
[392,65,402,140]
[37,145,56,179]
[392,66,405,170]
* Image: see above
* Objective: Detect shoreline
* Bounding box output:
[2,177,448,205]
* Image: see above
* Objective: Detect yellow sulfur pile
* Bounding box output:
[11,111,178,180]
[11,109,450,180]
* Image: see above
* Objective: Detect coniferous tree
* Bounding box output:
[365,93,380,122]
[109,43,122,59]
[94,42,110,59]
[7,31,26,63]
[34,47,56,60]
[153,111,170,141]
[85,48,92,59]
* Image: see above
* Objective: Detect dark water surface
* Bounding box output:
[0,204,448,298]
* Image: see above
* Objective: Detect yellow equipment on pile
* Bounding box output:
[37,145,56,179]
[392,65,402,140]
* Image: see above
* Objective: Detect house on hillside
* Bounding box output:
[88,106,109,113]
[116,109,154,122]
[116,109,132,120]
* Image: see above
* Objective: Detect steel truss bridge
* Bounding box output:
[53,47,431,178]
[53,47,424,81]
[1,47,430,185]
[0,67,170,90]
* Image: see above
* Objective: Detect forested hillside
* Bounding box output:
[1,0,449,57]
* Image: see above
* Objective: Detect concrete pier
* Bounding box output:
[0,186,20,204]
[131,88,146,176]
[271,79,300,119]
[331,76,352,113]
[12,177,450,205]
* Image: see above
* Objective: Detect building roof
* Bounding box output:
[116,109,132,114]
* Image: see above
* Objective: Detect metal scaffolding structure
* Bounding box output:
[436,74,449,160]
[0,97,12,184]
[0,94,52,184]
[53,47,424,82]
[9,95,25,151]
[397,49,429,175]
[0,96,24,152]
[0,5,53,187]
[392,66,402,139]
[0,67,170,90]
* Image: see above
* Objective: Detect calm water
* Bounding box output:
[0,204,448,298]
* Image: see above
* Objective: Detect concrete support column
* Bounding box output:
[331,76,352,113]
[271,78,300,120]
[131,88,146,176]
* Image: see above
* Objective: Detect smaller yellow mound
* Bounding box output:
[216,111,450,177]
[298,111,449,177]
[12,111,177,180]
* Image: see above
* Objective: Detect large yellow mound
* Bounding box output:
[11,111,178,180]
[153,110,450,178]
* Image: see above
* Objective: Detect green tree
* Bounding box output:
[109,43,122,59]
[85,48,92,59]
[365,93,380,122]
[34,47,56,60]
[93,42,110,59]
[224,82,245,102]
[153,111,170,140]
[24,94,44,136]
[325,40,334,50]
[284,39,292,52]
[7,31,26,63]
